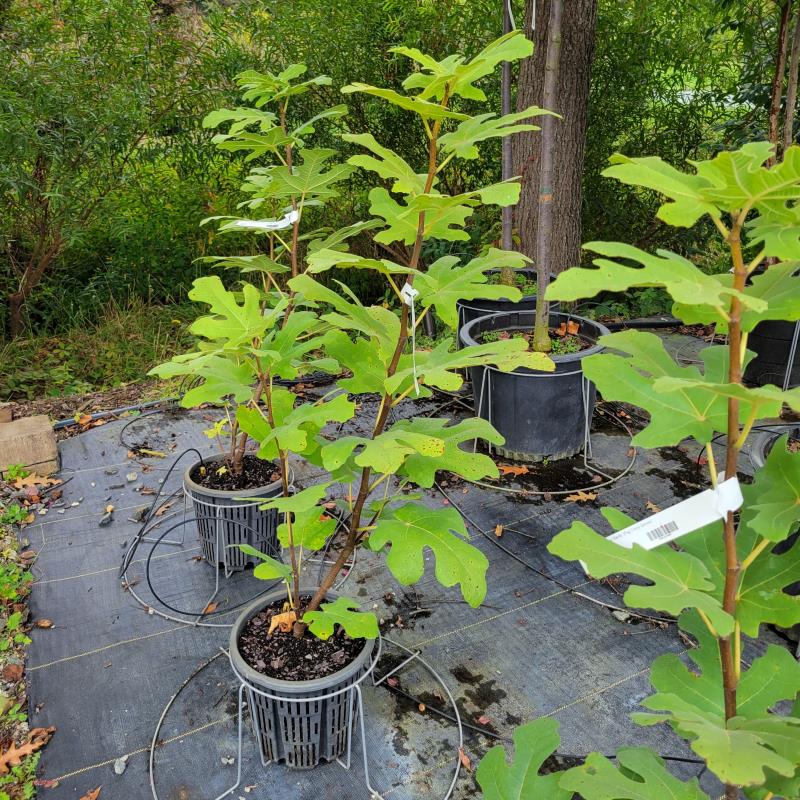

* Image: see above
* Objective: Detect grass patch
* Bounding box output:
[0,299,197,401]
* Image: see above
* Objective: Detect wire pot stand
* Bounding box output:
[120,480,356,629]
[148,637,465,800]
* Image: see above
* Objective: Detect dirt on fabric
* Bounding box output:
[238,596,366,681]
[189,454,280,492]
[10,381,166,424]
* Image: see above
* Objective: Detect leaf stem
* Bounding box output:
[705,443,719,487]
[697,608,720,638]
[739,537,770,572]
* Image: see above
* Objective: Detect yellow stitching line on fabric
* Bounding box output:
[38,501,175,530]
[33,545,201,585]
[50,715,233,783]
[46,642,681,785]
[411,580,596,648]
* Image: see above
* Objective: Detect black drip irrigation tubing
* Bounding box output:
[145,645,703,800]
[117,437,357,624]
[432,401,676,627]
[118,445,288,623]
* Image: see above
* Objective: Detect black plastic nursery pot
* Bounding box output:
[743,320,800,388]
[459,310,610,462]
[455,269,559,335]
[230,589,377,769]
[183,457,286,571]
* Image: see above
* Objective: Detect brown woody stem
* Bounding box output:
[303,89,451,617]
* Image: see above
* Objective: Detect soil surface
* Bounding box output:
[479,326,594,356]
[238,596,366,681]
[190,454,280,491]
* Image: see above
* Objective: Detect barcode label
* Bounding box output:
[645,520,679,542]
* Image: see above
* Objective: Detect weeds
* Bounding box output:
[0,299,196,400]
[0,492,37,800]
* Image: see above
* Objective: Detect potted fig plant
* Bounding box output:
[156,36,553,772]
[477,141,800,800]
[150,66,353,571]
[460,1,609,462]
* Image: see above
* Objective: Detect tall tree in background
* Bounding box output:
[513,0,598,274]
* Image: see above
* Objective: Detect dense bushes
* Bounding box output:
[0,0,786,397]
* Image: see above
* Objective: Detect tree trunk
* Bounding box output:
[531,0,563,352]
[513,0,598,277]
[768,0,792,165]
[7,292,25,339]
[783,7,800,154]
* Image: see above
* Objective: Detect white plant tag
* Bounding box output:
[609,476,743,551]
[400,283,421,396]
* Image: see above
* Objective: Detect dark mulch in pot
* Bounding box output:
[238,596,366,681]
[190,454,280,492]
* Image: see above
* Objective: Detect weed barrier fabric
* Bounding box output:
[22,371,786,798]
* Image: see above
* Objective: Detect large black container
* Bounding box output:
[455,269,559,335]
[459,310,609,461]
[744,320,800,388]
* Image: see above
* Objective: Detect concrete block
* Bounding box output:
[0,404,11,424]
[0,415,59,475]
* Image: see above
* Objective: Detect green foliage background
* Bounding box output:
[0,0,788,396]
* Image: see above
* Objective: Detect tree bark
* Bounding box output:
[783,6,800,154]
[531,0,563,352]
[514,0,598,276]
[768,0,792,165]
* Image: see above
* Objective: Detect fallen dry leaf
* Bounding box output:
[105,504,114,514]
[564,491,597,503]
[202,602,218,615]
[79,788,101,800]
[494,524,504,538]
[567,320,580,335]
[477,714,491,726]
[268,610,297,636]
[2,664,22,682]
[154,499,176,517]
[34,778,60,788]
[386,677,399,688]
[0,727,55,775]
[645,501,662,514]
[12,475,60,490]
[458,747,472,772]
[498,464,529,477]
[35,619,54,629]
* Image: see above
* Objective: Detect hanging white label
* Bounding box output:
[608,476,743,551]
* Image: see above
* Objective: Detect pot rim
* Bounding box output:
[749,424,800,469]
[458,310,610,366]
[229,588,377,695]
[183,455,291,499]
